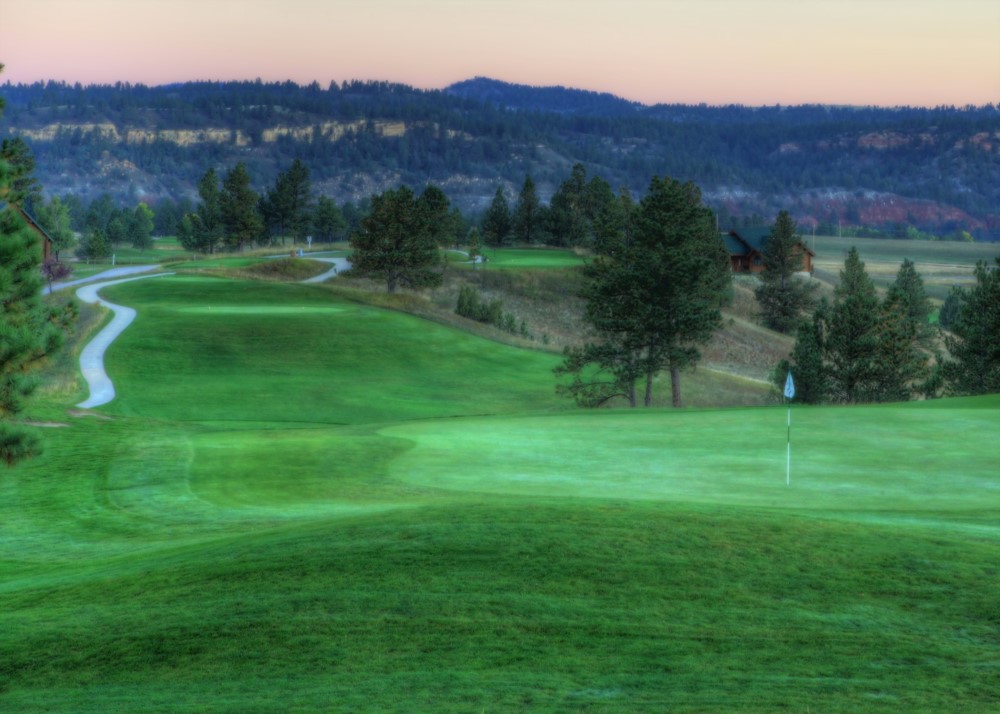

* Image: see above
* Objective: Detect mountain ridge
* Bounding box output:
[3,77,997,238]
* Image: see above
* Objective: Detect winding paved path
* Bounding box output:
[68,255,349,410]
[74,273,174,409]
[301,256,351,283]
[45,264,162,295]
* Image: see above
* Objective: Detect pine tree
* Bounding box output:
[754,210,816,333]
[825,247,881,403]
[558,176,730,408]
[0,69,73,466]
[548,164,589,247]
[262,159,312,244]
[512,175,540,244]
[873,288,928,402]
[0,137,41,208]
[220,163,263,252]
[311,196,348,242]
[481,187,511,250]
[78,228,111,261]
[943,258,1000,395]
[129,203,155,252]
[178,168,224,254]
[888,258,932,344]
[349,185,444,294]
[782,300,830,404]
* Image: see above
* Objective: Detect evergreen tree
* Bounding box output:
[262,159,312,244]
[0,69,75,466]
[825,247,881,403]
[60,193,86,233]
[512,175,540,244]
[84,194,117,234]
[129,202,155,252]
[873,288,928,402]
[754,210,816,333]
[311,196,348,242]
[592,186,635,258]
[887,258,932,343]
[558,176,730,408]
[77,228,111,261]
[938,289,964,331]
[782,301,830,404]
[179,168,224,254]
[105,211,128,249]
[0,137,41,208]
[548,163,589,247]
[349,185,443,294]
[416,184,450,245]
[220,163,263,252]
[943,258,1000,395]
[481,187,511,249]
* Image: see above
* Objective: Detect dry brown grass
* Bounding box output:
[327,267,789,406]
[235,258,330,282]
[328,267,588,353]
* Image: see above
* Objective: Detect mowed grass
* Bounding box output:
[1,273,998,712]
[95,275,568,424]
[462,247,586,269]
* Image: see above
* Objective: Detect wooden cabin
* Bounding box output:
[13,206,53,262]
[724,227,814,274]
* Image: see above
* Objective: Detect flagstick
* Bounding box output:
[786,399,791,486]
[783,370,795,487]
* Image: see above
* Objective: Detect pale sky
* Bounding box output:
[1,0,997,106]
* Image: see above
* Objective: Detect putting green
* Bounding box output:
[383,402,1000,530]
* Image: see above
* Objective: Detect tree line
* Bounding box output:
[780,251,999,402]
[5,79,999,239]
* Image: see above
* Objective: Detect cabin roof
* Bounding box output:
[1,203,55,245]
[725,227,815,257]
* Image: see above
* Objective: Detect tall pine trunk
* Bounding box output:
[670,364,682,408]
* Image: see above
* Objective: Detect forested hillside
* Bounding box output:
[2,77,998,239]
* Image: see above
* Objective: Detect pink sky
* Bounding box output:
[1,0,998,106]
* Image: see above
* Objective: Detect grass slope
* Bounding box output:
[1,274,998,712]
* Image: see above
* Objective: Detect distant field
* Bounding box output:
[4,272,997,712]
[810,235,1000,300]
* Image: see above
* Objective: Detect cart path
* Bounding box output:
[45,264,163,295]
[301,256,351,283]
[74,273,174,409]
[72,256,349,410]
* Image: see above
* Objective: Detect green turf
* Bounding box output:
[95,275,567,424]
[464,247,586,269]
[2,272,998,712]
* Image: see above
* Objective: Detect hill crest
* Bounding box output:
[2,77,997,238]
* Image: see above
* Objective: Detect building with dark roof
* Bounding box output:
[3,205,53,262]
[724,227,814,274]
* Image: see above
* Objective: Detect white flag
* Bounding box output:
[784,371,795,400]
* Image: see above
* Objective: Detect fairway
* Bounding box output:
[464,247,586,269]
[2,272,998,712]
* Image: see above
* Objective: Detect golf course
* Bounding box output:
[2,259,998,712]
